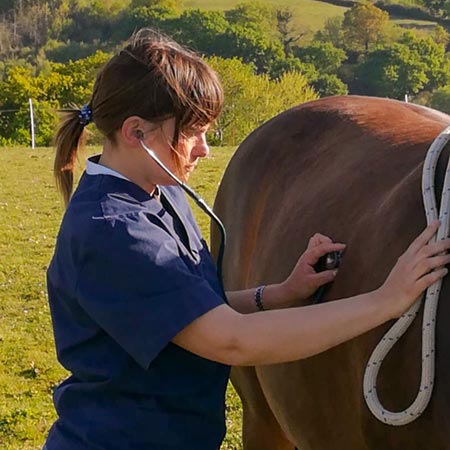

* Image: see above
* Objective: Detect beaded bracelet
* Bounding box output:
[255,285,266,311]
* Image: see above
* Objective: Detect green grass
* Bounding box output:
[0,145,243,449]
[391,18,437,31]
[386,0,423,4]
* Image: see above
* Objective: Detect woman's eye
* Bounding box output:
[184,130,199,139]
[182,129,195,138]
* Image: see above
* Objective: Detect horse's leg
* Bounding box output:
[231,367,295,450]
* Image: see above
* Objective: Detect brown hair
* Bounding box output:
[54,28,224,205]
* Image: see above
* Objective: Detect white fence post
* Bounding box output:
[29,98,35,149]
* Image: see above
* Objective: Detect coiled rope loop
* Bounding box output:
[363,125,450,426]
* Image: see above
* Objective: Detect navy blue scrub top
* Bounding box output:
[45,157,230,450]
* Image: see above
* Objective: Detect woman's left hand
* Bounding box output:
[279,233,346,306]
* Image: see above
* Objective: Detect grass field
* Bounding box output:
[0,145,243,449]
[184,0,437,38]
[391,17,437,31]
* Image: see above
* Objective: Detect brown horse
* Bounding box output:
[212,96,450,450]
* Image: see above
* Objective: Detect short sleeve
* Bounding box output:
[75,210,225,369]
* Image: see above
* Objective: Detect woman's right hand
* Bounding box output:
[378,220,450,319]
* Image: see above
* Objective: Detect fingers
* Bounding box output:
[415,254,450,276]
[419,237,450,258]
[311,233,333,243]
[416,267,448,293]
[307,233,333,249]
[307,233,333,250]
[307,242,346,263]
[408,220,440,254]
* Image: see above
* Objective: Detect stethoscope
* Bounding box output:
[139,137,226,294]
[139,134,342,304]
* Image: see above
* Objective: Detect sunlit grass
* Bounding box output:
[392,18,437,31]
[0,145,242,449]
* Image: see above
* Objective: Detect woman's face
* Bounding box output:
[142,118,210,184]
[178,124,210,179]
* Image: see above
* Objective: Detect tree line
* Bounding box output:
[1,0,450,146]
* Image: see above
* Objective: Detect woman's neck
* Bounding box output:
[99,143,157,195]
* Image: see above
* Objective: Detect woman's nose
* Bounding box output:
[193,133,209,158]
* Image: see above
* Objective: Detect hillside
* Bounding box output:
[184,0,438,36]
[185,0,348,34]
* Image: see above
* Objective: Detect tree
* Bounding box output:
[290,41,348,96]
[422,0,450,17]
[356,43,428,98]
[0,20,15,58]
[294,41,346,75]
[0,65,59,145]
[0,50,110,145]
[312,74,348,97]
[431,24,450,46]
[428,86,450,114]
[222,23,285,74]
[221,1,286,73]
[49,1,72,39]
[276,7,304,55]
[268,55,317,81]
[399,31,450,91]
[225,1,278,37]
[271,71,318,110]
[59,1,122,43]
[0,0,15,13]
[356,30,450,99]
[169,9,229,55]
[165,3,288,76]
[206,56,317,145]
[0,0,63,12]
[16,2,52,50]
[51,50,111,105]
[117,4,177,41]
[315,16,344,49]
[342,3,390,53]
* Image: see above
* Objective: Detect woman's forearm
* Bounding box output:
[232,289,390,366]
[174,288,393,367]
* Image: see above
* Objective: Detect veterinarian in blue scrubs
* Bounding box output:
[43,28,450,450]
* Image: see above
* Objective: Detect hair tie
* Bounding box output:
[78,104,93,126]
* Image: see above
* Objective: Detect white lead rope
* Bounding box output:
[363,125,450,426]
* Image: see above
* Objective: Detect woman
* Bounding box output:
[44,29,450,450]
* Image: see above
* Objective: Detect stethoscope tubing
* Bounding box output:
[139,139,226,294]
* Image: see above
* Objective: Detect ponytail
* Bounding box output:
[53,109,88,206]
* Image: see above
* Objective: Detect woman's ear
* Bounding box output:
[121,116,144,146]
